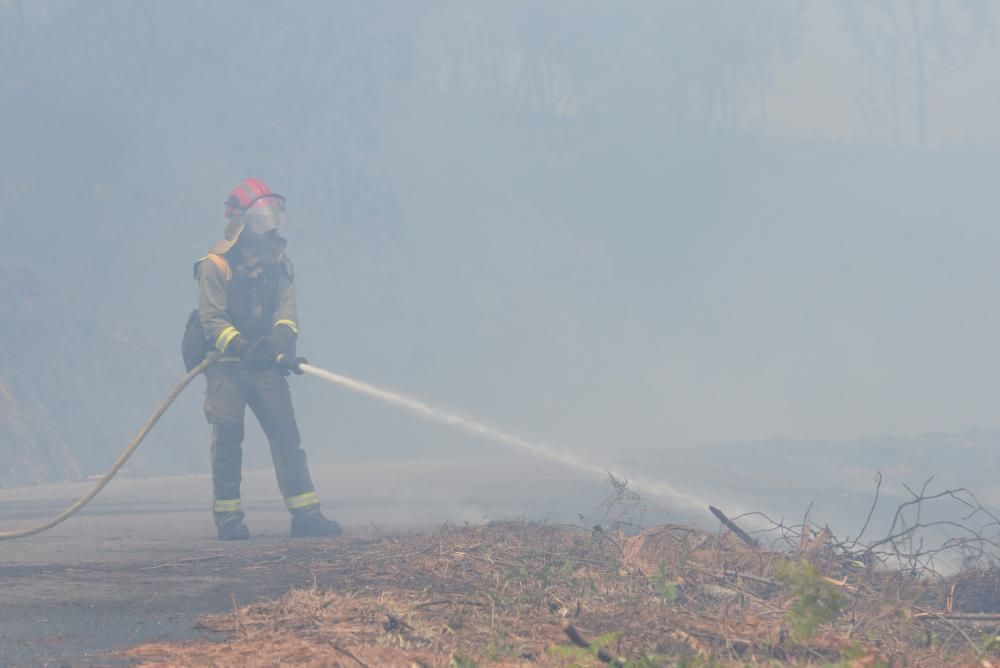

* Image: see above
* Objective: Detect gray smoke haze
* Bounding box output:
[1,2,999,519]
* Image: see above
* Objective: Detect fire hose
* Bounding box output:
[0,354,350,541]
[0,354,219,541]
[0,355,334,541]
[1,355,709,540]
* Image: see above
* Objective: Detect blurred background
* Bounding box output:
[1,1,999,526]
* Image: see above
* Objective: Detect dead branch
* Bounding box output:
[850,471,883,548]
[803,527,833,560]
[331,642,368,667]
[709,505,758,547]
[913,612,1000,622]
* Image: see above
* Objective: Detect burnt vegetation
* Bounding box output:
[122,475,1000,667]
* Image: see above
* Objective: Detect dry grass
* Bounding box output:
[116,519,1000,667]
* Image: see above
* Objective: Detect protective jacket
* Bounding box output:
[196,234,299,359]
[194,233,319,527]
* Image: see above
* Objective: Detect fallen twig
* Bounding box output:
[139,554,227,570]
[413,598,487,610]
[709,506,758,547]
[913,612,1000,622]
[690,565,778,589]
[910,604,984,656]
[331,642,368,667]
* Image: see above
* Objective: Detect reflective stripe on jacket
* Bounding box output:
[196,241,298,354]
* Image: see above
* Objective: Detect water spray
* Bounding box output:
[298,363,710,515]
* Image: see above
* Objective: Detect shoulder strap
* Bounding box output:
[195,253,232,281]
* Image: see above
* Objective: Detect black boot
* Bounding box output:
[218,522,250,541]
[290,512,342,538]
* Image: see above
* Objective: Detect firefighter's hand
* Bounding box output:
[256,335,288,361]
[277,354,308,375]
[244,337,277,369]
[272,326,296,356]
[229,335,252,360]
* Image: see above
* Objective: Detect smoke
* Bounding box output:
[300,363,710,515]
[1,2,998,522]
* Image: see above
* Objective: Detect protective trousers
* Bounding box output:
[204,363,319,527]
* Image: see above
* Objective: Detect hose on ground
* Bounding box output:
[0,354,218,541]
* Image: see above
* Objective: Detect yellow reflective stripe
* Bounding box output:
[215,326,239,352]
[274,319,299,334]
[213,498,242,512]
[285,491,319,510]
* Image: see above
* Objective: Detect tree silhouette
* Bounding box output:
[839,0,993,147]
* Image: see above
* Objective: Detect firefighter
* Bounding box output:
[195,177,341,540]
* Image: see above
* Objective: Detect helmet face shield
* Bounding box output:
[238,194,294,234]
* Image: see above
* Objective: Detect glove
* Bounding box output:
[242,337,278,369]
[269,325,298,374]
[277,354,308,375]
[271,325,296,358]
[257,335,286,360]
[228,334,251,360]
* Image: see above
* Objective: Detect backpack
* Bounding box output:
[181,253,231,372]
[181,309,207,372]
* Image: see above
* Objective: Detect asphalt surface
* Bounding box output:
[0,456,609,667]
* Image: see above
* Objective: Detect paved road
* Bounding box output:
[0,456,612,667]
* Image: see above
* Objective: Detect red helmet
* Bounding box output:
[224,178,291,235]
[225,177,275,218]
